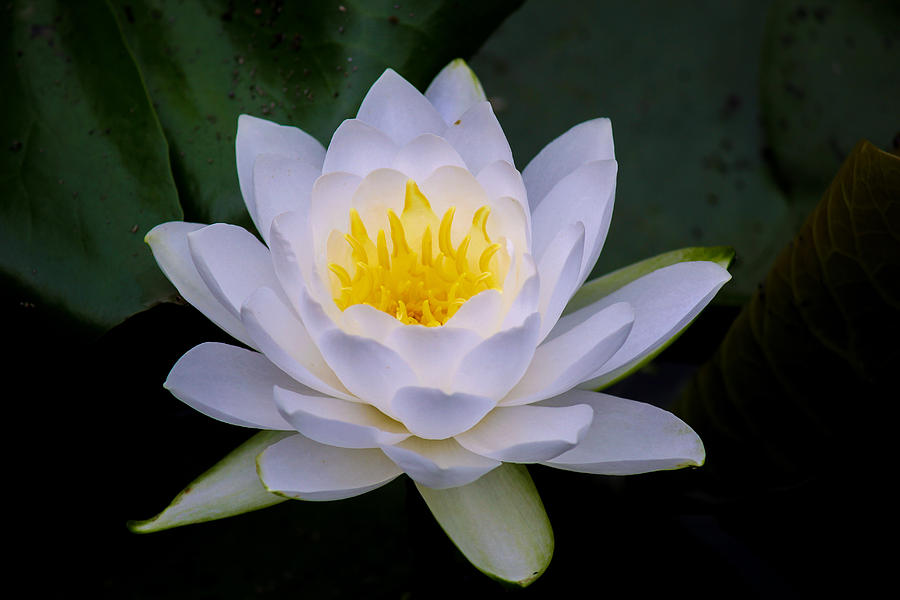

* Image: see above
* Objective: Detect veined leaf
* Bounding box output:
[674,141,900,487]
[1,0,182,332]
[108,0,523,230]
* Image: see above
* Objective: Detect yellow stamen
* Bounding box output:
[327,179,508,326]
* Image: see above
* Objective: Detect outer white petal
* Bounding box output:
[540,390,705,474]
[455,404,594,463]
[258,434,402,500]
[531,159,617,284]
[578,261,732,389]
[443,101,515,174]
[392,133,467,182]
[384,325,482,390]
[164,342,294,430]
[145,222,254,348]
[391,387,496,440]
[523,118,614,210]
[501,302,634,406]
[452,313,541,400]
[535,222,585,341]
[322,119,399,175]
[273,386,410,449]
[380,438,500,489]
[187,223,286,318]
[252,154,320,244]
[241,287,354,401]
[236,114,325,227]
[424,58,487,125]
[356,69,446,145]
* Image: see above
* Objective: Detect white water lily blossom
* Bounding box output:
[137,59,731,584]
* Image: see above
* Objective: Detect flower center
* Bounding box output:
[328,180,507,326]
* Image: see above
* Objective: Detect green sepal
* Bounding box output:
[129,431,293,534]
[416,464,553,587]
[566,246,735,315]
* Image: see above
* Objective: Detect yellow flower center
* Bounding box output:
[328,180,508,326]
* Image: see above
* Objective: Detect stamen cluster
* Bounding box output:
[329,180,506,326]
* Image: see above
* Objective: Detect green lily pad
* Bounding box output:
[109,0,524,230]
[470,0,899,303]
[673,140,900,488]
[760,0,900,197]
[0,0,182,332]
[470,0,790,303]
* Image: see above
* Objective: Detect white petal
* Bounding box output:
[145,222,254,347]
[502,302,634,406]
[391,387,495,440]
[523,118,614,210]
[314,327,419,417]
[236,114,325,226]
[530,160,617,285]
[342,303,404,341]
[268,211,317,313]
[541,390,705,474]
[309,171,362,257]
[419,165,490,236]
[273,386,410,449]
[356,69,446,145]
[477,160,531,246]
[424,59,487,125]
[165,342,294,430]
[187,223,285,318]
[578,261,732,389]
[535,222,585,341]
[392,133,467,182]
[443,101,514,174]
[453,313,541,400]
[349,168,409,245]
[476,160,527,206]
[500,254,539,329]
[295,285,341,340]
[486,196,529,258]
[252,154,320,244]
[444,289,503,336]
[455,404,594,463]
[380,438,500,489]
[258,434,402,500]
[322,119,399,176]
[384,325,482,390]
[241,287,354,400]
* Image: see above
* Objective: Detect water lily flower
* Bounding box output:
[136,59,731,585]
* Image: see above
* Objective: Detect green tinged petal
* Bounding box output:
[129,431,293,533]
[565,245,735,315]
[416,464,553,587]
